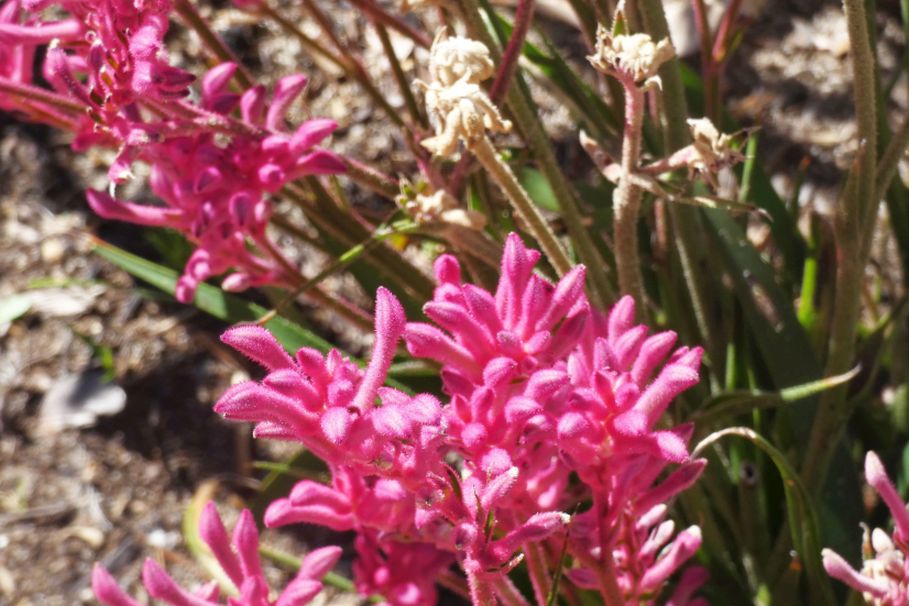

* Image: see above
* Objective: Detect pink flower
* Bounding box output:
[215,288,443,477]
[0,0,345,302]
[823,451,909,605]
[85,66,344,302]
[217,235,706,605]
[353,531,453,606]
[93,502,342,606]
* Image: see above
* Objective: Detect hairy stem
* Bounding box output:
[800,0,879,491]
[523,540,552,606]
[489,0,536,103]
[347,0,432,48]
[875,112,909,198]
[449,0,536,195]
[470,135,573,276]
[466,566,496,606]
[494,575,532,606]
[613,80,647,306]
[459,0,615,305]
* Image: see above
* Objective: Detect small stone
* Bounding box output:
[40,237,66,264]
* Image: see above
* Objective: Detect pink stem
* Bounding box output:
[0,76,84,114]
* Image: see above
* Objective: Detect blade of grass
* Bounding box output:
[693,428,836,605]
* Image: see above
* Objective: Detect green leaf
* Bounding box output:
[93,239,336,353]
[702,210,819,389]
[93,239,415,390]
[694,428,837,605]
[695,367,861,427]
[518,167,559,212]
[739,138,807,287]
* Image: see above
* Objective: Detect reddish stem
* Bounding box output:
[347,0,432,48]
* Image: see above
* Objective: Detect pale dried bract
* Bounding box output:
[418,33,511,157]
[589,26,676,85]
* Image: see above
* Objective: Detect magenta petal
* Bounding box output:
[371,406,410,438]
[321,406,353,443]
[202,62,238,104]
[232,510,264,580]
[87,189,183,228]
[291,149,347,177]
[290,118,338,154]
[141,559,201,605]
[266,73,309,129]
[221,324,295,371]
[91,565,141,606]
[297,545,343,580]
[276,579,323,606]
[199,502,244,587]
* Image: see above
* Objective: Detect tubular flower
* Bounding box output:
[92,502,342,606]
[353,530,454,606]
[0,0,344,302]
[823,451,909,605]
[215,235,706,605]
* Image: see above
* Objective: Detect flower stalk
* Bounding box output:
[613,80,646,305]
[470,135,573,276]
[800,0,879,492]
[587,25,676,307]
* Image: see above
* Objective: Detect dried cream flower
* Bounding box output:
[417,32,511,157]
[682,118,745,188]
[588,26,675,86]
[397,188,487,229]
[427,30,495,86]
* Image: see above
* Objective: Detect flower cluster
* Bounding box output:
[0,0,344,302]
[588,25,675,89]
[214,234,707,605]
[823,451,909,605]
[417,31,511,157]
[93,502,342,606]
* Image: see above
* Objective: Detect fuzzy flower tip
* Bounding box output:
[823,451,909,605]
[216,235,706,605]
[93,502,342,606]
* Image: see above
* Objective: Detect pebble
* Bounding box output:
[40,238,66,264]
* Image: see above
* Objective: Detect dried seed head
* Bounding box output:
[589,26,675,85]
[398,188,487,229]
[684,118,745,187]
[428,30,495,86]
[417,32,511,157]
